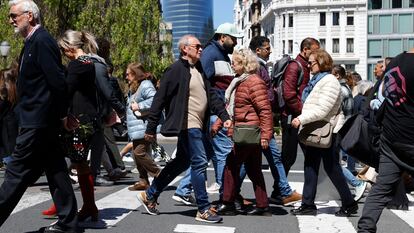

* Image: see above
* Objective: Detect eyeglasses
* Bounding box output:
[260,47,271,52]
[188,44,202,50]
[308,60,317,66]
[9,11,28,20]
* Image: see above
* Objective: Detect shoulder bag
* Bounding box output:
[298,120,333,148]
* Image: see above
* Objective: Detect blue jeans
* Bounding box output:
[342,166,363,187]
[239,136,292,197]
[175,167,192,197]
[146,129,210,212]
[209,115,233,193]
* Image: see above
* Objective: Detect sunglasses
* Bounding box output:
[189,44,202,50]
[9,11,28,20]
[308,60,317,66]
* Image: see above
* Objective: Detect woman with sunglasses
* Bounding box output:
[290,49,357,216]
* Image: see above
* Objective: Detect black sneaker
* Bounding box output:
[290,204,317,216]
[335,201,358,217]
[94,177,114,186]
[269,194,283,205]
[172,193,196,206]
[137,192,159,215]
[195,208,223,223]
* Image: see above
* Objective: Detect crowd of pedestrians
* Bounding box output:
[0,1,413,233]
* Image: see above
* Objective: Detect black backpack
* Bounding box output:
[272,54,304,110]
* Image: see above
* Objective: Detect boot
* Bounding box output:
[41,203,56,216]
[78,173,99,222]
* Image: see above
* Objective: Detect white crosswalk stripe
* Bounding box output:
[12,191,51,214]
[174,224,236,233]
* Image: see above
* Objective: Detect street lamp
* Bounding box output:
[0,41,11,68]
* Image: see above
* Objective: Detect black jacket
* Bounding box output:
[146,58,229,136]
[15,27,67,128]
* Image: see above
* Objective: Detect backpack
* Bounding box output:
[271,54,304,110]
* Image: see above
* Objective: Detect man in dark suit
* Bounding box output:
[0,1,78,232]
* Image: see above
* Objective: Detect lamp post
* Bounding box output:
[0,41,11,68]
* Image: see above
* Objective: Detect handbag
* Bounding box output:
[337,114,380,169]
[232,125,261,145]
[59,121,95,162]
[298,120,333,148]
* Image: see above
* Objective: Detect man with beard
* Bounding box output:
[200,23,242,197]
[0,0,78,232]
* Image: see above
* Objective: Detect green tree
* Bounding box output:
[0,0,173,77]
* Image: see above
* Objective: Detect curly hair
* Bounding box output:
[232,48,259,74]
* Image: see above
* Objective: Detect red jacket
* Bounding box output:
[281,54,310,117]
[233,74,273,141]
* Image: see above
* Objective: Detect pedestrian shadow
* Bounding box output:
[78,207,133,229]
[149,208,198,218]
[269,206,289,215]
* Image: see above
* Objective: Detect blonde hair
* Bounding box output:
[232,48,259,74]
[58,30,98,54]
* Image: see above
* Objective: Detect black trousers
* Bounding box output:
[357,137,407,233]
[103,126,125,169]
[0,127,77,228]
[281,114,300,175]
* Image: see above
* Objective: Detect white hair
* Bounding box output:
[178,34,196,56]
[9,0,41,24]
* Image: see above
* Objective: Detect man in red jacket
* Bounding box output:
[281,38,320,175]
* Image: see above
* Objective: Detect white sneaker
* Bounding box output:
[131,168,139,174]
[206,182,220,194]
[354,181,367,201]
[154,155,163,162]
[123,156,134,162]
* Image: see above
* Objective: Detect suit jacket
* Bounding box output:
[15,26,67,128]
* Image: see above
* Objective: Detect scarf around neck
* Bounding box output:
[301,72,329,103]
[225,73,250,118]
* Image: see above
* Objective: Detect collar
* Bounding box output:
[25,24,41,42]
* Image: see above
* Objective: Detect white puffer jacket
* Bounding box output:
[297,73,342,133]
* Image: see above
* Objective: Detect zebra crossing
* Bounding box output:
[1,167,414,233]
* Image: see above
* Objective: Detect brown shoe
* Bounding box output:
[128,181,149,191]
[282,191,302,206]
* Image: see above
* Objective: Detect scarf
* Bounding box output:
[301,72,329,103]
[225,73,250,118]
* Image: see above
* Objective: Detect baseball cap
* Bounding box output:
[215,23,243,38]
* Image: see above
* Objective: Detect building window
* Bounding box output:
[289,14,293,27]
[368,40,382,58]
[288,40,293,54]
[346,38,354,53]
[392,0,402,8]
[319,39,326,49]
[332,39,340,53]
[369,0,382,9]
[368,16,373,34]
[333,12,340,26]
[320,12,326,26]
[410,0,414,7]
[345,64,355,71]
[379,15,392,34]
[283,15,286,28]
[389,39,402,57]
[399,14,413,33]
[347,11,354,25]
[283,40,286,54]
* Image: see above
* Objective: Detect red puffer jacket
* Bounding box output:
[233,74,273,141]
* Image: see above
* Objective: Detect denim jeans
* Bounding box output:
[146,129,210,212]
[209,115,233,193]
[342,166,363,187]
[175,167,192,197]
[239,136,292,197]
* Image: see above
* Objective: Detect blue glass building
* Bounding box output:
[162,0,214,58]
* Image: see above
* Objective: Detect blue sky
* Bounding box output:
[213,0,234,28]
